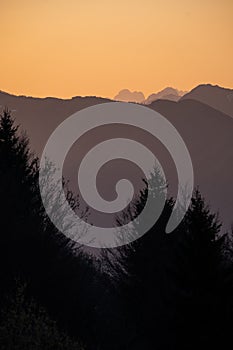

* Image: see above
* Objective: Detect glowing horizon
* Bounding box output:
[1,0,233,99]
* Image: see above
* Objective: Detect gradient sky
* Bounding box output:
[1,0,233,98]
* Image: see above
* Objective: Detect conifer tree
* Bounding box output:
[0,109,43,288]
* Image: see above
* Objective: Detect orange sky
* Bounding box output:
[1,0,233,99]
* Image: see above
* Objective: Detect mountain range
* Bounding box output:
[114,87,186,104]
[0,84,232,232]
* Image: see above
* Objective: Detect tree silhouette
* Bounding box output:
[0,281,83,350]
[163,190,224,349]
[0,110,90,348]
[0,109,43,290]
[115,170,227,349]
[1,109,233,350]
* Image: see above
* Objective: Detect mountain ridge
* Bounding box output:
[0,85,233,233]
[181,84,233,117]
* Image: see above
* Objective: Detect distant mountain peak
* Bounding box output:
[114,87,187,104]
[144,87,187,104]
[114,89,145,103]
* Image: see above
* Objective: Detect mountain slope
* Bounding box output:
[0,90,112,156]
[181,84,233,117]
[0,90,232,233]
[149,98,233,232]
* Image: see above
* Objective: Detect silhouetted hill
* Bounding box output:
[0,91,112,156]
[181,84,233,117]
[149,98,233,232]
[0,89,232,233]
